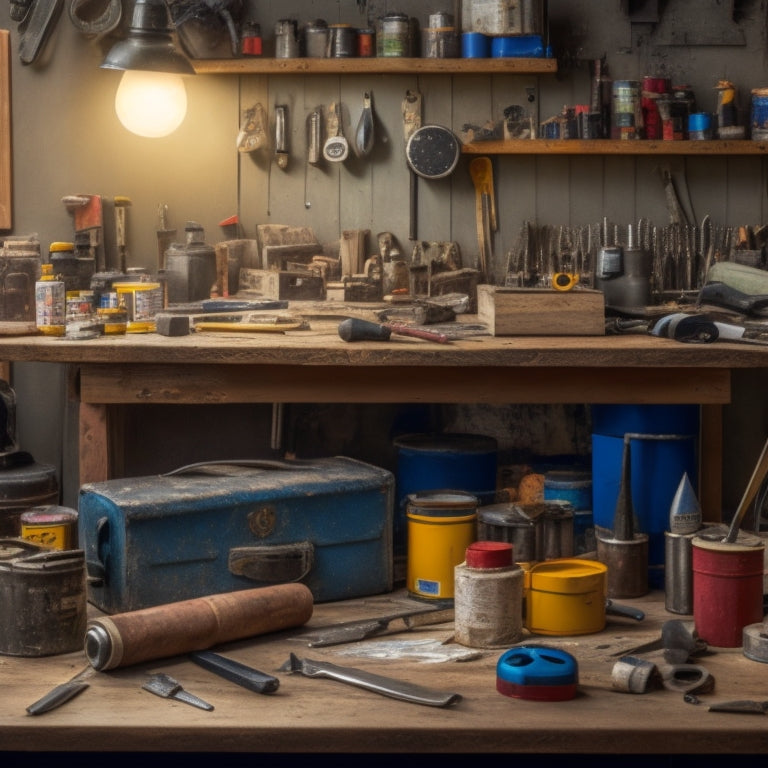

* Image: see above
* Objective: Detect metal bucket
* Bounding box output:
[0,538,87,656]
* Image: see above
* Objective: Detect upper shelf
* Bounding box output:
[192,57,557,75]
[460,139,768,155]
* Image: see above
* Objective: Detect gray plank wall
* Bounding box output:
[4,0,768,511]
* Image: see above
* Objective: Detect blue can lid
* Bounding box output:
[497,646,578,686]
[688,112,712,131]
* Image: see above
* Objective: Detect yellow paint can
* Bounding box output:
[526,558,607,636]
[20,506,78,551]
[406,490,477,600]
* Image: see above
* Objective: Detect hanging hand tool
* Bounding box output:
[274,105,289,170]
[237,102,268,153]
[142,673,214,711]
[470,157,496,283]
[281,653,462,708]
[190,650,280,694]
[113,195,131,274]
[338,317,449,344]
[402,90,422,241]
[354,91,375,158]
[16,0,63,65]
[323,102,349,163]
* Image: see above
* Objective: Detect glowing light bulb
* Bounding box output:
[114,69,187,138]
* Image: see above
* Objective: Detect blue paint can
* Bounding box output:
[751,88,768,140]
[461,32,490,58]
[393,433,497,564]
[591,404,699,589]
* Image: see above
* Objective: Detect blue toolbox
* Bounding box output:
[78,457,394,613]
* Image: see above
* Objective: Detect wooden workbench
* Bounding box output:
[1,588,767,755]
[0,313,766,518]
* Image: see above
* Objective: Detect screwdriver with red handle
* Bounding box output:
[338,317,449,344]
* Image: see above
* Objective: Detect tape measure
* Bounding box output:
[552,272,579,291]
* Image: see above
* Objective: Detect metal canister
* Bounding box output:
[21,505,78,550]
[0,538,87,656]
[356,28,375,57]
[751,87,768,140]
[376,12,411,57]
[274,19,299,58]
[328,23,356,58]
[406,490,478,601]
[611,80,643,140]
[476,502,539,564]
[304,19,329,58]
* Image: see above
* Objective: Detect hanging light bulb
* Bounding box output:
[101,0,195,138]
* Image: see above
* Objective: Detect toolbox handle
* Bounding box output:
[85,517,109,587]
[163,459,319,477]
[229,542,314,584]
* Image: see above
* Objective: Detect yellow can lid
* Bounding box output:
[528,558,607,593]
[49,242,75,253]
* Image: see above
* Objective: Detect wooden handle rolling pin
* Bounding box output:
[84,583,314,671]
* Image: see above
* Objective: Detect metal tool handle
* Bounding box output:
[291,655,461,708]
[26,681,90,715]
[190,650,280,694]
[724,435,768,543]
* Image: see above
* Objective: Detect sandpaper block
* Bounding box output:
[155,314,190,337]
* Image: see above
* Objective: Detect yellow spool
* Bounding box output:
[406,490,478,600]
[526,558,607,636]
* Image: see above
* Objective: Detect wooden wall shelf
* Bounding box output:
[192,57,557,76]
[461,139,768,155]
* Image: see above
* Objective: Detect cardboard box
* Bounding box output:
[477,284,605,336]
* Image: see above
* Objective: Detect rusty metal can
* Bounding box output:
[356,28,375,57]
[328,23,356,57]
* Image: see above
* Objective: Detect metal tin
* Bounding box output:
[0,538,87,656]
[304,19,329,58]
[376,13,410,57]
[113,282,162,333]
[21,505,78,550]
[0,236,40,326]
[526,558,607,636]
[97,306,128,335]
[692,531,765,648]
[356,28,375,57]
[476,502,539,563]
[664,529,697,614]
[751,88,768,140]
[0,461,59,538]
[328,23,355,58]
[274,19,299,58]
[406,490,478,601]
[461,31,489,58]
[611,80,643,139]
[422,27,460,58]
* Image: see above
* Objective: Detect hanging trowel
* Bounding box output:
[354,91,375,158]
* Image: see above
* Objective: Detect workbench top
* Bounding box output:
[0,315,767,369]
[1,589,766,755]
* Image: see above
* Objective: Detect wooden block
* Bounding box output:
[476,285,605,336]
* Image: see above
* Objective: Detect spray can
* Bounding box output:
[35,263,66,336]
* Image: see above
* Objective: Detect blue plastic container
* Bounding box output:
[591,405,699,589]
[393,433,497,559]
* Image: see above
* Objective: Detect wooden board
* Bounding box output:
[477,284,606,336]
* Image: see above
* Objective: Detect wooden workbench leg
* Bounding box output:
[79,402,109,485]
[699,403,722,523]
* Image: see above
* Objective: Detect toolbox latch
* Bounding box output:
[228,542,314,583]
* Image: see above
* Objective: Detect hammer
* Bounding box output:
[338,317,448,344]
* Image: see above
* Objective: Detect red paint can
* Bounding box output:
[692,532,765,648]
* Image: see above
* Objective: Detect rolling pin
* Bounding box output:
[338,317,449,344]
[84,583,314,671]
